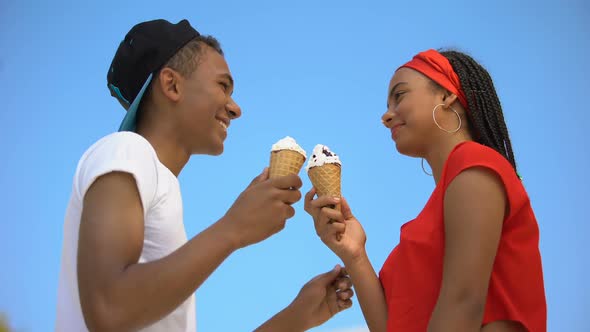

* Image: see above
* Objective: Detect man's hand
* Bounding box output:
[289,265,354,330]
[221,168,303,249]
[255,265,354,332]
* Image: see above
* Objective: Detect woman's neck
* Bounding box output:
[424,133,473,185]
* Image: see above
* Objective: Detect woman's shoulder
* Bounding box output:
[444,141,529,211]
[443,141,522,191]
[446,141,515,176]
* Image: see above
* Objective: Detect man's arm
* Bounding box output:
[78,171,237,331]
[78,170,302,331]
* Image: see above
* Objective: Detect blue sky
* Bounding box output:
[0,0,588,331]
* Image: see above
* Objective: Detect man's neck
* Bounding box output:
[136,123,190,177]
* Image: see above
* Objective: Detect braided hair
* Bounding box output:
[437,51,518,175]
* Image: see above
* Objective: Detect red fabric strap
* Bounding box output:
[399,49,468,110]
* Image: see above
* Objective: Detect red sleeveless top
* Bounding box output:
[379,141,546,331]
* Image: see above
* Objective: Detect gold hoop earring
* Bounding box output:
[421,158,433,176]
[432,103,461,133]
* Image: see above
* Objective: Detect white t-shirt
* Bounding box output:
[56,132,196,332]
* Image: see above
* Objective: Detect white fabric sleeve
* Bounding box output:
[75,132,158,217]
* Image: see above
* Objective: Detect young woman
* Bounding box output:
[305,49,546,332]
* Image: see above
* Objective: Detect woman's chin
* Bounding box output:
[394,140,421,158]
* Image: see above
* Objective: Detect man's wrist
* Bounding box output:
[255,304,307,332]
[277,304,308,332]
[212,215,242,252]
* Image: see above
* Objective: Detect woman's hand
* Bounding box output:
[304,188,367,265]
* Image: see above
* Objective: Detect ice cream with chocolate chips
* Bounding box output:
[306,144,342,211]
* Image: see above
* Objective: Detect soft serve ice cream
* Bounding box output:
[269,136,307,179]
[307,144,342,210]
[306,144,341,171]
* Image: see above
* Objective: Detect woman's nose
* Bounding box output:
[381,109,394,127]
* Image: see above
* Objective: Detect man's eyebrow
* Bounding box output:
[219,73,234,87]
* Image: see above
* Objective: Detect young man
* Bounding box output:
[56,19,353,331]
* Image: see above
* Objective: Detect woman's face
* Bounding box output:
[382,68,445,157]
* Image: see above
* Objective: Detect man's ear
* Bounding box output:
[157,67,182,102]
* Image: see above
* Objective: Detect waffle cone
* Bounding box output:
[308,163,342,211]
[269,150,306,178]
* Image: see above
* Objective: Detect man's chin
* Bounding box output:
[190,144,223,156]
[209,143,224,156]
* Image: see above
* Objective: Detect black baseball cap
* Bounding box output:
[107,19,200,131]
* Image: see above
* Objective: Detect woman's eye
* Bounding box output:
[220,82,229,91]
[394,91,405,101]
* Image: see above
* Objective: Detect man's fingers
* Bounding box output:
[248,167,269,187]
[337,289,354,301]
[271,174,302,190]
[339,267,348,277]
[276,188,302,205]
[312,265,342,285]
[284,205,295,219]
[335,277,352,291]
[337,299,353,310]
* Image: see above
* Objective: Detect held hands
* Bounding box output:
[255,265,354,332]
[304,188,367,265]
[287,265,354,331]
[224,174,359,331]
[222,168,303,249]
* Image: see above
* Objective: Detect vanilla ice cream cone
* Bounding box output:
[269,136,307,179]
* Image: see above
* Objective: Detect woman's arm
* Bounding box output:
[305,191,387,332]
[344,250,388,332]
[428,167,507,332]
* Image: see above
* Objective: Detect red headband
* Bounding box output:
[399,49,468,110]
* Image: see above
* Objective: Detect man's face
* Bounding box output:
[175,45,241,156]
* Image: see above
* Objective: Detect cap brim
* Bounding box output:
[118,73,153,132]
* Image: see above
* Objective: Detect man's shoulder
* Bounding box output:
[71,131,161,207]
[74,131,159,187]
[89,131,153,152]
[79,131,156,165]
